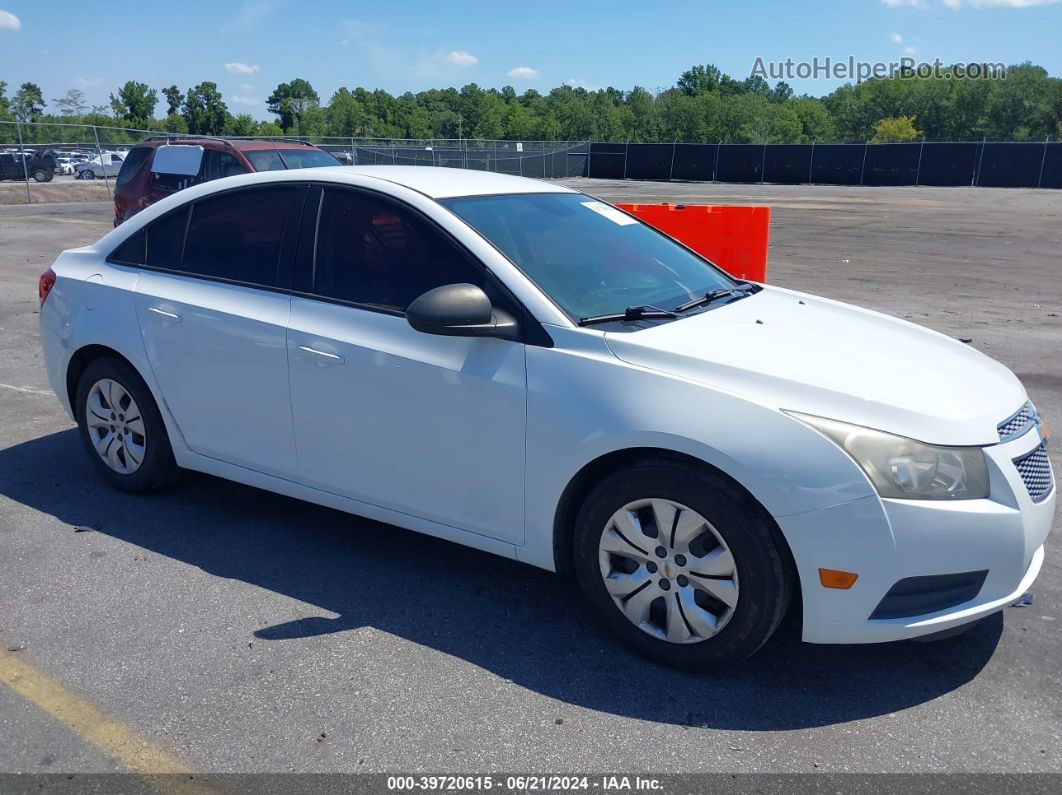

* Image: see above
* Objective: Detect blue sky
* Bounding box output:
[1,0,1059,118]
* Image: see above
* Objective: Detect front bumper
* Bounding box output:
[778,426,1054,644]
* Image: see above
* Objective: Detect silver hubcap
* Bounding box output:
[85,379,146,475]
[598,498,739,644]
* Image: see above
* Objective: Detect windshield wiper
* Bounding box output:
[578,304,679,327]
[674,284,756,314]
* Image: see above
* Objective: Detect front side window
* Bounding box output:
[181,187,295,286]
[440,193,738,321]
[312,188,482,312]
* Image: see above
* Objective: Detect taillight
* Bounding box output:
[39,267,56,307]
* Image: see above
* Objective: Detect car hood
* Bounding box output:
[603,285,1025,446]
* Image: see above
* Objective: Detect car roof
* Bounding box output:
[134,138,324,152]
[301,165,577,199]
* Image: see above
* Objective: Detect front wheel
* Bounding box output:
[75,357,177,493]
[573,458,792,668]
[79,170,96,180]
[33,168,50,182]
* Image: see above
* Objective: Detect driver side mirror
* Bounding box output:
[406,283,519,341]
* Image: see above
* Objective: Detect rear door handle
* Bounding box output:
[147,306,181,322]
[297,345,345,365]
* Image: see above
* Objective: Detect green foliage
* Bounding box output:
[182,82,228,135]
[161,86,184,116]
[53,89,87,117]
[266,78,320,131]
[3,63,1060,146]
[110,81,158,127]
[12,82,45,121]
[870,115,922,143]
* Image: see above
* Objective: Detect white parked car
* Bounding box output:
[75,152,124,180]
[55,156,77,176]
[37,167,1054,667]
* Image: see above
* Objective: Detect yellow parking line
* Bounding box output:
[0,646,200,780]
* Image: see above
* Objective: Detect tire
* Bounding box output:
[573,457,792,669]
[75,357,177,493]
[80,170,96,180]
[32,169,48,183]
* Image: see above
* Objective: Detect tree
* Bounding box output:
[870,115,921,143]
[12,82,45,121]
[225,113,258,137]
[266,78,319,131]
[161,85,184,116]
[110,81,158,126]
[182,82,229,135]
[53,89,87,117]
[0,81,12,120]
[677,65,721,96]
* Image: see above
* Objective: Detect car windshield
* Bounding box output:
[244,148,339,172]
[440,192,738,321]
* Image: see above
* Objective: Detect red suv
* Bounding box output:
[113,137,341,224]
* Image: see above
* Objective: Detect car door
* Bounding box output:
[286,186,527,544]
[126,184,306,477]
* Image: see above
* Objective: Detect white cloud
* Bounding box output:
[446,50,478,67]
[239,83,255,91]
[889,32,905,43]
[75,77,105,88]
[225,62,261,75]
[0,9,20,30]
[508,66,539,80]
[564,78,600,90]
[230,95,260,106]
[904,45,919,54]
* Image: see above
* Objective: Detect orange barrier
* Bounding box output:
[617,204,771,283]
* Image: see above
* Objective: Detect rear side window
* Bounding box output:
[111,229,146,265]
[115,147,151,188]
[181,187,295,286]
[311,188,482,312]
[146,207,189,270]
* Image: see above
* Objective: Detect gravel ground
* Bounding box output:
[0,182,1059,776]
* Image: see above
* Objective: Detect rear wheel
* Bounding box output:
[75,358,177,493]
[573,457,792,668]
[32,168,49,183]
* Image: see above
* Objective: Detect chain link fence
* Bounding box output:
[0,120,590,206]
[2,120,1058,206]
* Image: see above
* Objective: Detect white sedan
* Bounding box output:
[37,167,1054,667]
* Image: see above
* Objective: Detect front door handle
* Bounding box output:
[297,345,345,365]
[147,306,181,322]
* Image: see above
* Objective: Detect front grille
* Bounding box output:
[1014,442,1054,503]
[998,401,1037,441]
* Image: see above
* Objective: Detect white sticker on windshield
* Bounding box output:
[580,200,638,226]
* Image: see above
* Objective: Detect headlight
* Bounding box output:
[788,413,990,500]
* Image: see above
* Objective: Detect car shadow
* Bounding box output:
[0,429,1004,731]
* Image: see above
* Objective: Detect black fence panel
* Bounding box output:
[717,144,764,183]
[918,142,979,186]
[625,143,674,180]
[671,143,717,181]
[763,144,813,184]
[1040,143,1062,189]
[564,149,589,178]
[588,142,627,179]
[863,143,921,186]
[810,144,865,185]
[976,142,1045,187]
